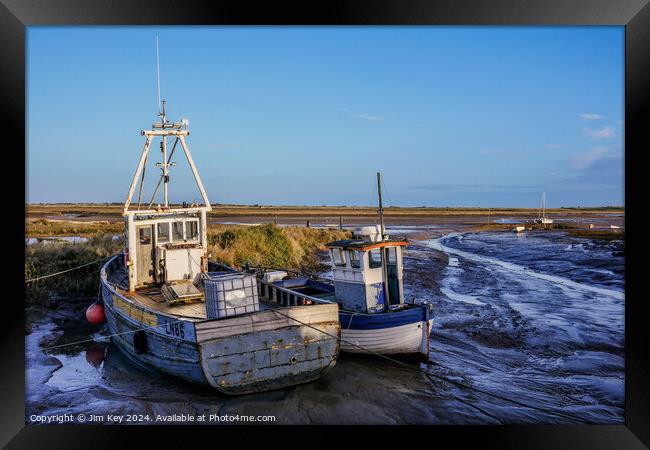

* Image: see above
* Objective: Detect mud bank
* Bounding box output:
[25,224,624,425]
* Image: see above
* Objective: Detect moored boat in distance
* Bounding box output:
[255,173,433,358]
[96,95,340,395]
[533,192,554,224]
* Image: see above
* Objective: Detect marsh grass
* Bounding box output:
[566,229,625,240]
[26,218,123,237]
[25,234,125,306]
[25,222,350,308]
[208,223,351,270]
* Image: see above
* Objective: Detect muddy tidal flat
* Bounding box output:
[25,210,624,425]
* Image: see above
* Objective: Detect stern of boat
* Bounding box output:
[195,303,340,395]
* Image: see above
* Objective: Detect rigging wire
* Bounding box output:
[42,317,188,352]
[156,35,161,115]
[381,175,395,209]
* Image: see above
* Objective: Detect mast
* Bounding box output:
[162,101,169,208]
[377,172,386,241]
[377,172,390,307]
[122,38,211,215]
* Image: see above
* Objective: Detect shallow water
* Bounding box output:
[414,231,624,424]
[25,236,89,246]
[25,228,624,425]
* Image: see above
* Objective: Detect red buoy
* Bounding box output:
[86,302,106,324]
[85,344,106,367]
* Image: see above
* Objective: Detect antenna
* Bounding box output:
[156,35,161,116]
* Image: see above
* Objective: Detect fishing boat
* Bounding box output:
[253,173,433,358]
[93,98,340,395]
[534,192,554,224]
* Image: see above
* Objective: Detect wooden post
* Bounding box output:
[306,220,310,228]
[339,215,343,230]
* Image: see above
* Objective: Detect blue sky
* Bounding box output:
[27,26,624,207]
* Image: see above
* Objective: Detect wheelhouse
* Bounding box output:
[325,235,407,314]
[121,102,212,293]
[125,209,209,290]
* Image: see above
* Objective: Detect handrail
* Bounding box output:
[257,277,334,305]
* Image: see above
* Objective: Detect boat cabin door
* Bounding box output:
[385,247,401,305]
[136,225,154,285]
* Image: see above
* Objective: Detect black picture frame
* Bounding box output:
[3,0,648,447]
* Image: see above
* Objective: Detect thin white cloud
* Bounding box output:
[582,126,615,139]
[341,108,386,121]
[355,113,384,121]
[578,113,604,120]
[570,146,614,170]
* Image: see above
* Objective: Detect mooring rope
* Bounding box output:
[30,260,589,424]
[38,303,588,424]
[269,308,589,425]
[25,256,112,284]
[41,317,188,352]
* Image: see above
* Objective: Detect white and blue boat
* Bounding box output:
[255,174,433,358]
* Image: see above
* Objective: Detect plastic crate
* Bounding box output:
[204,273,260,319]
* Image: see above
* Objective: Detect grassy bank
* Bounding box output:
[25,234,125,313]
[471,222,624,240]
[26,218,123,237]
[472,222,580,232]
[25,223,350,308]
[26,203,625,219]
[566,229,625,240]
[207,223,350,270]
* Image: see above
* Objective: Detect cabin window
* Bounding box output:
[172,221,184,241]
[157,222,170,243]
[349,250,361,268]
[387,247,398,264]
[186,220,199,241]
[139,227,152,245]
[369,249,383,269]
[332,249,346,266]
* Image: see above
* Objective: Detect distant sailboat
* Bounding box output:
[534,192,554,224]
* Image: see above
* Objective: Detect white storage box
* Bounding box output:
[204,273,260,319]
[263,270,288,283]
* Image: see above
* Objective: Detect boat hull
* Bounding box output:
[257,276,433,357]
[340,307,432,356]
[341,319,433,355]
[194,306,340,395]
[101,256,340,395]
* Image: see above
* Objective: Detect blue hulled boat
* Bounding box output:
[255,174,433,358]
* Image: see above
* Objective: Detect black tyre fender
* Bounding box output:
[133,330,148,354]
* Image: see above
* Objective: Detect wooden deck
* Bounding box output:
[107,265,277,321]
